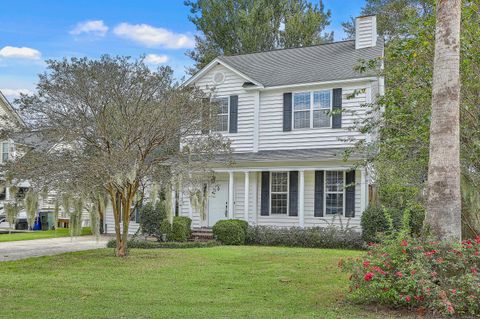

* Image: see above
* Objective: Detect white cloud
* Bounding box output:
[1,88,33,98]
[0,46,41,60]
[70,20,109,37]
[144,54,169,64]
[113,23,194,49]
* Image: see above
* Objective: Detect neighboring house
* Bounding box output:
[0,91,89,229]
[105,15,383,233]
[0,90,25,225]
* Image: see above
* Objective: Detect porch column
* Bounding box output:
[188,195,193,219]
[171,190,176,217]
[244,171,249,222]
[299,170,305,228]
[228,171,234,219]
[360,168,367,213]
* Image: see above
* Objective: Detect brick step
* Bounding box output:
[189,229,214,242]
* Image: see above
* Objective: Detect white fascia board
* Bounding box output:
[244,77,378,92]
[182,58,264,88]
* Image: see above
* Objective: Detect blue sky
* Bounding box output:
[0,0,364,102]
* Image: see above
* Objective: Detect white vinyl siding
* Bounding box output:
[193,64,255,153]
[259,83,370,150]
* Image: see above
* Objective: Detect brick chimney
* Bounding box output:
[355,15,377,49]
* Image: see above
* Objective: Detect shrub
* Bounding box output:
[342,236,480,317]
[361,205,425,243]
[107,239,219,249]
[245,225,363,249]
[139,201,167,239]
[159,216,192,242]
[361,206,391,243]
[212,220,246,245]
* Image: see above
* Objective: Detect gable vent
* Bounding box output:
[355,15,377,49]
[213,71,225,84]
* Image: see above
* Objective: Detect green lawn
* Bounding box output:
[0,246,413,319]
[0,227,91,242]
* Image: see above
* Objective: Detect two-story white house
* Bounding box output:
[104,15,383,234]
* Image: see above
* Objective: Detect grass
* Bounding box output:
[0,246,414,319]
[0,227,91,242]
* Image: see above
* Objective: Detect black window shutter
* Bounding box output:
[261,172,270,216]
[345,170,356,217]
[314,171,324,217]
[332,88,342,128]
[283,93,292,131]
[201,98,210,134]
[229,95,238,133]
[288,171,298,216]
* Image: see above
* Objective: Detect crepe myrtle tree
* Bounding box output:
[6,55,230,257]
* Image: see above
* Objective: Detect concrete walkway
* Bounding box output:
[0,236,109,262]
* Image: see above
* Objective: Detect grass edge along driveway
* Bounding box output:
[0,227,91,242]
[0,246,415,319]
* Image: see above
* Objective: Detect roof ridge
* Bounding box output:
[218,39,355,59]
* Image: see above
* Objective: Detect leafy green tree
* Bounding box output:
[346,0,480,237]
[185,0,333,71]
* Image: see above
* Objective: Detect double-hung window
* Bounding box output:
[270,172,289,215]
[325,171,345,215]
[213,97,229,132]
[293,90,331,129]
[2,142,9,162]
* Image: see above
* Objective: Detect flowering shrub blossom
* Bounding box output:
[341,236,480,317]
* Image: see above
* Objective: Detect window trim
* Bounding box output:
[211,96,230,133]
[292,89,332,130]
[323,171,346,216]
[1,142,9,163]
[269,171,289,215]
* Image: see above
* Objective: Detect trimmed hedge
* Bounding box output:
[159,216,192,242]
[107,239,220,249]
[212,219,246,245]
[245,225,364,249]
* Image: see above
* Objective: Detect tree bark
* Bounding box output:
[425,0,462,241]
[107,183,138,257]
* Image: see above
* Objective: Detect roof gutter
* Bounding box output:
[243,76,378,91]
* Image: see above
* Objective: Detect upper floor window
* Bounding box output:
[270,172,289,215]
[213,97,229,132]
[325,171,344,215]
[293,90,331,129]
[2,142,9,162]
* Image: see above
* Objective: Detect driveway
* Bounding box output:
[0,236,109,262]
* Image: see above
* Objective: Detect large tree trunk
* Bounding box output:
[425,0,462,241]
[107,183,138,257]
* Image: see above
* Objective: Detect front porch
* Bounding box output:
[179,163,368,229]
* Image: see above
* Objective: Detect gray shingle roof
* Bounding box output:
[211,148,365,164]
[217,39,383,87]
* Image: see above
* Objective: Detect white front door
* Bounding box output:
[208,180,229,227]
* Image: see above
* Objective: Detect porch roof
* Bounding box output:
[211,147,365,164]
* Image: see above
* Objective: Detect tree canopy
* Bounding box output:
[347,0,480,237]
[5,56,230,256]
[185,0,333,72]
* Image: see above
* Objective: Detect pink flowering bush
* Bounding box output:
[341,236,480,317]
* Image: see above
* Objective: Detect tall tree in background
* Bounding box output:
[425,0,462,240]
[343,0,480,237]
[185,0,332,72]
